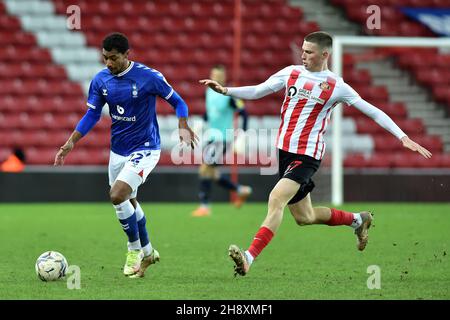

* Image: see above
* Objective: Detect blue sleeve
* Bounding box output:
[149,69,174,100]
[86,75,106,110]
[167,91,189,118]
[75,107,101,136]
[148,69,188,118]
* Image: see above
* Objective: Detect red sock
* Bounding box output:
[248,226,274,259]
[326,208,354,226]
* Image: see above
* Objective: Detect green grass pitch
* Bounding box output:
[0,202,449,300]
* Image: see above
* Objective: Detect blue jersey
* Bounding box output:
[86,61,175,156]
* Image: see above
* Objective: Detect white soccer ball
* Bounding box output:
[35,251,68,281]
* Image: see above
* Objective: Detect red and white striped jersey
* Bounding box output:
[265,65,361,160]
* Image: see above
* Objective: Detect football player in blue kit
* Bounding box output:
[54,33,198,278]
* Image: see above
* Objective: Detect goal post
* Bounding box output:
[331,36,450,206]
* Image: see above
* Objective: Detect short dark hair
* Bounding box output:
[304,31,332,50]
[102,32,129,53]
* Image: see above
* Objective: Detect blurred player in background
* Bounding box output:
[192,65,252,217]
[54,32,198,278]
[200,31,432,276]
[0,147,26,172]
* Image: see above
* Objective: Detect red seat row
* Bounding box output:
[24,146,111,165]
[373,135,443,152]
[0,63,67,80]
[0,96,86,114]
[355,118,425,135]
[345,152,450,168]
[0,80,83,96]
[0,46,53,62]
[54,0,300,19]
[332,0,449,7]
[344,102,408,119]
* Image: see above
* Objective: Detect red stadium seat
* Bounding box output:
[392,153,419,168]
[344,153,368,168]
[373,135,401,152]
[344,69,372,85]
[365,153,394,168]
[438,154,450,168]
[409,135,443,153]
[25,147,56,165]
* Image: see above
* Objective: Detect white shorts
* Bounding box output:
[108,149,161,199]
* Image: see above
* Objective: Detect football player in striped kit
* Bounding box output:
[200,31,432,276]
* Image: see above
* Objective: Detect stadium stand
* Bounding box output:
[324,0,450,168]
[0,0,448,168]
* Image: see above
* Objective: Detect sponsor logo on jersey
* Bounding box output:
[287,85,325,104]
[111,114,136,122]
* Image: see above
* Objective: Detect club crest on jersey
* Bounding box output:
[132,83,138,98]
[319,82,330,90]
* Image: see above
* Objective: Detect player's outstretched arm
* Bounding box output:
[178,118,199,149]
[199,79,227,94]
[54,107,101,165]
[54,130,83,166]
[351,99,432,159]
[199,79,275,100]
[400,136,432,159]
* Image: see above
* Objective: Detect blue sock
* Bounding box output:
[114,201,140,250]
[199,178,212,206]
[137,216,149,248]
[217,175,238,191]
[119,213,139,243]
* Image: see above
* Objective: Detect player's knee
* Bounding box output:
[110,189,127,205]
[295,212,315,226]
[268,190,286,211]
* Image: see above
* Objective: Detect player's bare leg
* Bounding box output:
[110,180,133,206]
[288,193,331,225]
[229,178,299,276]
[288,194,373,251]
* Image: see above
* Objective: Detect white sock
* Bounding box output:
[141,243,153,257]
[135,202,144,221]
[237,185,251,195]
[113,200,134,220]
[351,213,363,229]
[245,250,254,265]
[127,241,141,251]
[114,201,141,251]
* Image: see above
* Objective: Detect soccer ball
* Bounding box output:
[35,251,68,281]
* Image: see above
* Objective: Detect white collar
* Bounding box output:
[116,61,134,77]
